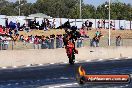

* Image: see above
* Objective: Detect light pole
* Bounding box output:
[95,7,97,29]
[14,0,24,16]
[108,0,111,46]
[105,0,111,46]
[80,0,82,19]
[19,0,21,16]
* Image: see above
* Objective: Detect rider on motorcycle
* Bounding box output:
[63,26,81,54]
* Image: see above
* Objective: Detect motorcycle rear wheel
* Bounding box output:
[69,52,75,65]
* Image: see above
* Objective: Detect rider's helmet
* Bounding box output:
[70,26,77,32]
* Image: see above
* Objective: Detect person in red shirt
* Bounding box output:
[34,35,39,49]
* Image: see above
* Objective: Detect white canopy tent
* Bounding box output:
[28,13,52,19]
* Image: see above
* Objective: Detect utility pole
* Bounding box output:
[19,0,21,16]
[108,0,111,46]
[80,0,82,19]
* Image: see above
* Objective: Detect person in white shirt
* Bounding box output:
[52,19,56,29]
[3,38,9,50]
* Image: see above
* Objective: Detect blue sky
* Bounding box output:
[84,0,132,6]
[9,0,132,7]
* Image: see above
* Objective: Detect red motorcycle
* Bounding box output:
[66,40,78,65]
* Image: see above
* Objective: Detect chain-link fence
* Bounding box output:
[0,40,14,50]
[0,38,132,50]
[82,38,132,47]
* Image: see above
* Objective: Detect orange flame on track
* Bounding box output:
[78,66,86,76]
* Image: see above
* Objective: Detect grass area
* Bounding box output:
[19,29,65,37]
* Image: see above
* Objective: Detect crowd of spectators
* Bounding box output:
[0,27,88,50]
[0,19,123,50]
[0,18,58,50]
[28,18,57,31]
[5,18,56,33]
[0,19,112,50]
[18,33,86,49]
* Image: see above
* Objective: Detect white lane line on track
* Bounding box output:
[22,82,26,84]
[75,61,79,63]
[50,63,54,65]
[125,85,129,87]
[98,59,103,61]
[39,64,43,66]
[26,64,31,67]
[15,83,19,85]
[63,62,68,64]
[13,66,17,68]
[37,80,40,82]
[48,83,78,88]
[7,84,11,86]
[120,86,124,88]
[126,57,131,59]
[2,67,7,69]
[60,77,69,80]
[109,58,115,60]
[114,58,119,60]
[86,60,91,62]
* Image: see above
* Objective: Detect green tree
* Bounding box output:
[0,0,131,20]
[82,4,95,19]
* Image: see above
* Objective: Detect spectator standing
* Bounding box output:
[38,37,42,49]
[3,38,9,50]
[97,21,100,28]
[120,26,124,30]
[24,36,28,45]
[33,35,39,49]
[52,19,56,29]
[60,35,63,48]
[64,20,71,29]
[88,21,93,30]
[45,36,50,49]
[25,27,30,33]
[91,31,102,47]
[14,23,19,36]
[17,22,20,30]
[91,36,97,47]
[9,29,13,37]
[95,31,100,37]
[5,28,9,35]
[50,34,55,49]
[19,35,23,42]
[77,37,82,48]
[43,19,47,31]
[5,19,9,28]
[29,35,34,43]
[85,20,89,30]
[46,19,50,30]
[116,35,121,46]
[103,20,105,29]
[0,37,2,50]
[79,28,88,38]
[56,35,59,48]
[48,37,52,49]
[41,36,47,49]
[63,34,68,48]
